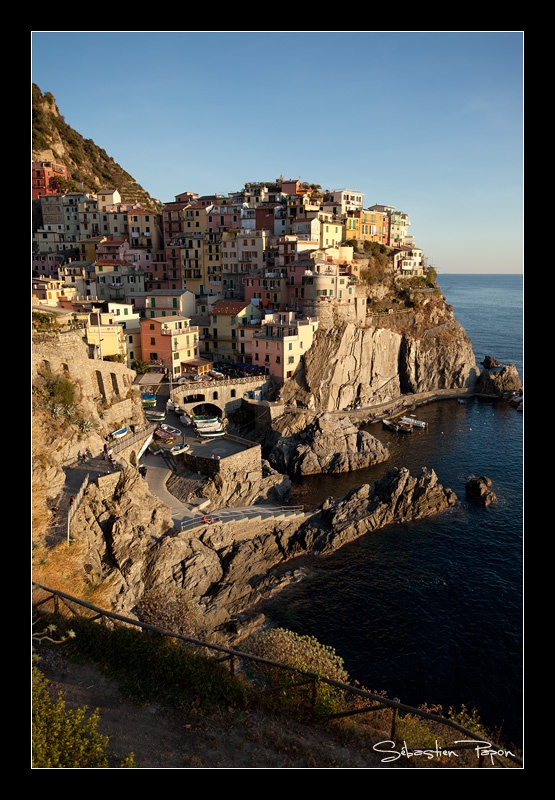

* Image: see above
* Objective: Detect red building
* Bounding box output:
[32,161,69,200]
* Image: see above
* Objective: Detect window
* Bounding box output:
[150,338,156,346]
[288,356,294,364]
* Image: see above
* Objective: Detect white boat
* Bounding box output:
[194,420,223,432]
[400,415,427,429]
[170,442,190,455]
[110,426,128,439]
[145,409,165,422]
[160,423,182,438]
[193,414,220,425]
[179,414,193,426]
[198,427,225,438]
[383,418,413,433]
[167,399,184,414]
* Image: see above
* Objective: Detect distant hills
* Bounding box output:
[32,84,162,212]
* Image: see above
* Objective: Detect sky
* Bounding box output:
[31,31,524,274]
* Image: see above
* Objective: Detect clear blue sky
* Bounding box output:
[31,31,523,274]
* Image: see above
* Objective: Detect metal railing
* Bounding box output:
[180,505,304,532]
[31,583,522,769]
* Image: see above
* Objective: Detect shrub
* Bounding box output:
[240,627,349,716]
[32,666,134,768]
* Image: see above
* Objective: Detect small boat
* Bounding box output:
[110,426,128,439]
[400,415,427,429]
[141,393,157,408]
[160,423,182,438]
[192,414,220,425]
[145,409,165,422]
[457,398,467,405]
[383,418,412,433]
[179,414,193,426]
[198,428,226,438]
[166,399,184,413]
[194,420,223,432]
[170,442,190,455]
[154,428,174,444]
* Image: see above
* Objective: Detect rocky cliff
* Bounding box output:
[265,412,389,476]
[69,464,457,640]
[281,294,479,411]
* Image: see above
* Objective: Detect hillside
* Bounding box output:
[32,84,162,211]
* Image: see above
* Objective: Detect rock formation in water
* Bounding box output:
[266,412,389,475]
[465,475,497,507]
[474,362,522,396]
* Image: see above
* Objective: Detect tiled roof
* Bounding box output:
[210,300,251,315]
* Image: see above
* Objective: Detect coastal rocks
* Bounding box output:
[295,467,458,554]
[67,463,458,635]
[474,362,522,396]
[482,355,502,368]
[267,412,389,475]
[466,475,497,507]
[280,308,478,412]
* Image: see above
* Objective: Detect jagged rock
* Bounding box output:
[69,463,458,633]
[474,363,522,396]
[466,475,497,506]
[482,355,502,368]
[280,307,478,411]
[296,466,457,554]
[267,412,389,475]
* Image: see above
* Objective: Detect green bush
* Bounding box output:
[32,667,134,768]
[240,628,349,716]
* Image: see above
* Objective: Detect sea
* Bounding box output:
[257,273,524,750]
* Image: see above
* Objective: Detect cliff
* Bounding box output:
[66,464,457,641]
[281,293,479,411]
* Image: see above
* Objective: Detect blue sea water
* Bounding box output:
[258,273,524,750]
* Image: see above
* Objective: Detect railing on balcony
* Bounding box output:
[160,325,199,335]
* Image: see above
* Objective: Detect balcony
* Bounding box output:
[160,325,199,335]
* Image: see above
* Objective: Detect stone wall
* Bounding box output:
[32,329,137,406]
[181,437,262,479]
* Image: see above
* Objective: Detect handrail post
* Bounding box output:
[390,702,399,740]
[311,678,317,709]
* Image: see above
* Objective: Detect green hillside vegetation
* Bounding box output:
[32,84,162,210]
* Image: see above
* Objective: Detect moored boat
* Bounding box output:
[145,409,165,422]
[192,414,220,425]
[194,420,223,432]
[141,393,157,408]
[198,427,225,438]
[383,418,413,433]
[400,414,427,429]
[170,442,190,455]
[160,423,182,438]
